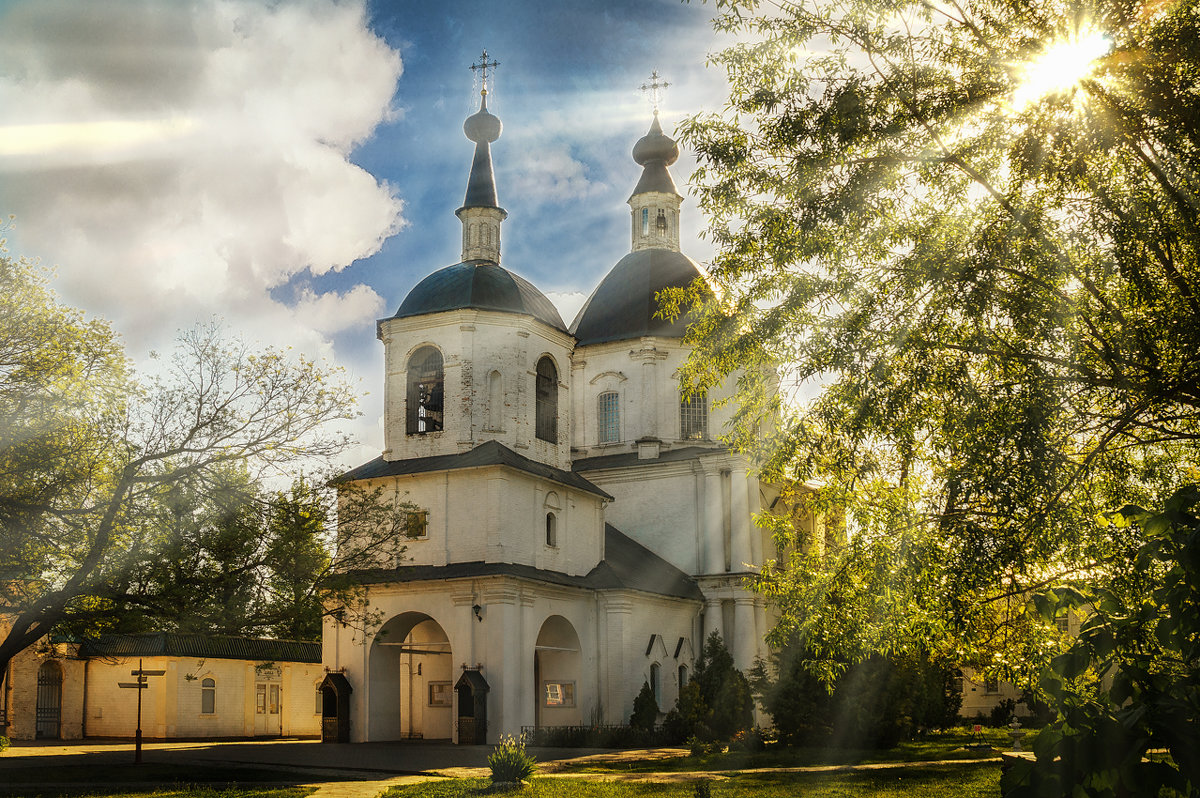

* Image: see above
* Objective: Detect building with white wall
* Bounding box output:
[322,79,778,744]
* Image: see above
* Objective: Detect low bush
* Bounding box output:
[487,734,536,784]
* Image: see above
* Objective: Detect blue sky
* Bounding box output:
[0,0,730,463]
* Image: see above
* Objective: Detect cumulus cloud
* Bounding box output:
[0,0,404,363]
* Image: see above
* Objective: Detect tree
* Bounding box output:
[630,681,659,730]
[672,0,1200,672]
[1003,487,1199,797]
[682,632,753,740]
[0,242,408,689]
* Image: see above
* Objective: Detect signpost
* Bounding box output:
[118,659,165,764]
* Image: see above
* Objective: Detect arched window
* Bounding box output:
[535,356,558,443]
[407,347,444,435]
[201,677,216,715]
[641,207,649,235]
[680,390,708,440]
[597,391,619,444]
[656,209,667,234]
[649,663,661,706]
[545,512,557,547]
[488,370,504,430]
[678,665,689,689]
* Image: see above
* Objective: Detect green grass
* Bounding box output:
[384,762,1001,798]
[0,762,316,798]
[554,728,1010,774]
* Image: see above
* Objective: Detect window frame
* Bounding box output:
[597,390,620,444]
[406,346,445,436]
[535,356,559,443]
[542,680,576,708]
[680,390,708,440]
[201,677,216,715]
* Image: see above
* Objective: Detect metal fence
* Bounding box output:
[520,724,670,748]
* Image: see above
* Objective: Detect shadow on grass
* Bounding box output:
[0,762,316,798]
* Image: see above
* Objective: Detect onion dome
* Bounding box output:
[395,261,566,332]
[629,113,681,198]
[461,93,503,210]
[570,249,708,346]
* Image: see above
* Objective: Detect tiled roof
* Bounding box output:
[78,633,321,663]
[349,524,703,602]
[339,439,613,500]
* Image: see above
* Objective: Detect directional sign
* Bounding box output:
[131,669,166,677]
[118,682,149,689]
[119,658,164,765]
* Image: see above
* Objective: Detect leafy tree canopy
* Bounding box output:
[0,241,410,686]
[673,0,1200,675]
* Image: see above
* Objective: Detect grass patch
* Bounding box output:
[556,728,1010,774]
[0,762,315,798]
[384,761,1000,798]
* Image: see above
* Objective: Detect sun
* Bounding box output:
[1011,29,1113,110]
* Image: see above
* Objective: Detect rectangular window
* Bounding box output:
[680,391,708,440]
[269,684,280,715]
[984,678,999,694]
[429,682,452,707]
[543,681,575,707]
[1056,616,1070,632]
[597,391,620,444]
[316,687,323,715]
[404,510,429,539]
[256,684,267,714]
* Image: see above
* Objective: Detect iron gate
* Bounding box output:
[36,662,62,739]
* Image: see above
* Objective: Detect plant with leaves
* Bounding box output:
[488,734,536,784]
[671,632,754,741]
[1003,486,1199,797]
[630,680,660,730]
[0,241,409,689]
[672,0,1200,674]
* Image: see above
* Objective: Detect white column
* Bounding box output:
[733,597,757,672]
[702,598,723,647]
[703,470,724,574]
[604,598,633,724]
[730,467,753,571]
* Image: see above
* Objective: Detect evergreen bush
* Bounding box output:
[629,681,659,730]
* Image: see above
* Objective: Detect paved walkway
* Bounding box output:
[0,739,1004,798]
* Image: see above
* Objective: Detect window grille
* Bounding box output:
[597,391,619,443]
[680,391,708,440]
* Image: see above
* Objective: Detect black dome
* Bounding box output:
[570,249,708,346]
[394,262,566,331]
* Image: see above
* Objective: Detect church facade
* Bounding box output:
[321,82,785,744]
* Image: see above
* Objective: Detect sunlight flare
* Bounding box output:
[1011,30,1112,110]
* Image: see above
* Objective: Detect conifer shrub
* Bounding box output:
[629,681,659,730]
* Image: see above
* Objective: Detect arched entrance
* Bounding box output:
[533,615,582,728]
[36,661,63,739]
[368,612,454,741]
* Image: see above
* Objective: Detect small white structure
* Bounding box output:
[0,631,323,741]
[324,77,783,744]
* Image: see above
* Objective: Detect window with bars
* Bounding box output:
[597,391,619,443]
[403,510,429,540]
[535,356,558,443]
[680,391,708,440]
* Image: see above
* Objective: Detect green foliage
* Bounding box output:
[487,734,536,784]
[756,644,961,748]
[629,681,659,730]
[673,0,1200,675]
[1002,487,1200,797]
[0,734,8,753]
[665,633,754,742]
[0,240,413,686]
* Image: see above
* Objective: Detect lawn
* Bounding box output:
[0,762,315,798]
[383,762,1001,798]
[550,727,1011,774]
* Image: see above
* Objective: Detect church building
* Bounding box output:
[321,71,780,744]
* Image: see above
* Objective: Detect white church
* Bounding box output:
[320,73,793,745]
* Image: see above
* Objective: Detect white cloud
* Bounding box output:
[545,290,589,327]
[0,0,403,355]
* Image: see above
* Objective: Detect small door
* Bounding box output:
[36,662,63,739]
[253,682,282,736]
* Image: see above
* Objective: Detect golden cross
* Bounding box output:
[639,70,670,113]
[470,50,500,94]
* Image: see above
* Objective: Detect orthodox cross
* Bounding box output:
[639,70,670,113]
[470,50,500,94]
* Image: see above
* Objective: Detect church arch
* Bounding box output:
[535,356,558,443]
[368,612,454,741]
[533,614,582,728]
[407,346,444,435]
